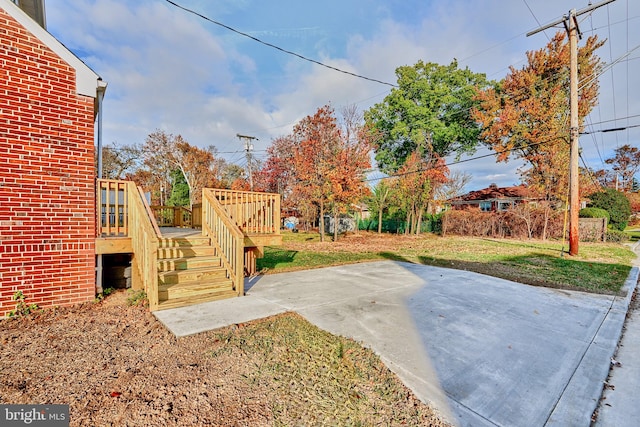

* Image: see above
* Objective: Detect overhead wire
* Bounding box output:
[163,0,397,88]
[164,0,633,180]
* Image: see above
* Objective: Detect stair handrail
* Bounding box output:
[127,182,160,310]
[202,189,245,296]
[206,188,281,235]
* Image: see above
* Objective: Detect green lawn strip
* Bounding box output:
[257,247,384,271]
[258,235,635,294]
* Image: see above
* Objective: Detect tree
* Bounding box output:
[270,106,372,242]
[395,150,448,234]
[143,130,221,208]
[605,144,640,192]
[166,169,190,207]
[367,180,393,234]
[433,170,472,209]
[365,60,492,173]
[260,135,297,209]
[587,188,631,231]
[100,142,142,179]
[296,106,372,241]
[473,32,603,202]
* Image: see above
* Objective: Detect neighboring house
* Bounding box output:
[449,184,531,212]
[0,0,106,316]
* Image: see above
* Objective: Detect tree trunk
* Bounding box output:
[416,206,425,235]
[319,200,325,242]
[378,208,383,234]
[542,205,550,240]
[405,210,411,235]
[333,210,339,241]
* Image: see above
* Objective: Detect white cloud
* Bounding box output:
[45,0,638,189]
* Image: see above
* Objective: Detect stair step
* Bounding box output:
[157,256,222,272]
[158,266,228,285]
[158,236,211,248]
[158,279,234,300]
[157,246,215,259]
[157,290,238,310]
[160,279,232,299]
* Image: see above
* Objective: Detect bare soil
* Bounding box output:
[0,290,450,426]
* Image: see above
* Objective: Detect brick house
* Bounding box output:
[449,184,531,212]
[0,0,106,315]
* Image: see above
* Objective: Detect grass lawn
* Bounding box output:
[258,231,636,294]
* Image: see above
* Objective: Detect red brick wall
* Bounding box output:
[0,8,96,316]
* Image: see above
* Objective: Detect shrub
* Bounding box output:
[441,207,563,239]
[579,207,610,222]
[606,229,629,243]
[587,189,632,231]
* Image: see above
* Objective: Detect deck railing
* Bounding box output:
[97,179,159,310]
[206,189,281,234]
[150,206,192,228]
[202,190,244,296]
[97,179,129,236]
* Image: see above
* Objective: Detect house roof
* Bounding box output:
[452,184,530,202]
[1,0,106,98]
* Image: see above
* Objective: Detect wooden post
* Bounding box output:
[526,0,616,255]
[568,10,580,256]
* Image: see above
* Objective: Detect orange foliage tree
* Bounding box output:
[263,106,371,241]
[473,32,603,203]
[395,150,448,234]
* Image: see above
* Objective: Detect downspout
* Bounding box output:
[96,79,107,295]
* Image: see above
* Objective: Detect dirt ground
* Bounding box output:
[0,290,450,426]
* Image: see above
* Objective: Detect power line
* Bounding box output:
[364,139,554,183]
[586,113,640,126]
[580,123,640,134]
[163,0,397,88]
[522,0,550,41]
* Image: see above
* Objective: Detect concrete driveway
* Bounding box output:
[154,261,638,427]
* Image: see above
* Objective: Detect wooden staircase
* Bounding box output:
[156,235,238,310]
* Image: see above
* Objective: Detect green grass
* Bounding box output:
[625,229,640,242]
[257,247,385,270]
[257,232,636,294]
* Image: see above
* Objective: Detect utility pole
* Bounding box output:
[527,0,615,256]
[237,134,258,190]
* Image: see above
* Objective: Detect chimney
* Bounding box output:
[11,0,46,29]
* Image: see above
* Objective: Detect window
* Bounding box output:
[498,201,513,211]
[480,201,492,212]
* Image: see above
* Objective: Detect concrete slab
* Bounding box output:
[154,261,631,427]
[593,257,640,427]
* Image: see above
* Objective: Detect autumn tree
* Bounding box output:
[473,32,604,203]
[365,60,492,173]
[99,142,142,179]
[142,130,221,208]
[433,170,472,211]
[296,106,371,241]
[605,144,640,192]
[395,150,448,234]
[260,135,297,209]
[267,106,371,242]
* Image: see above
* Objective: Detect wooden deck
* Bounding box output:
[96,180,282,310]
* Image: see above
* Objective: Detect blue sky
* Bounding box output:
[46,0,639,191]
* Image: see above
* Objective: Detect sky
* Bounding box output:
[45,0,639,192]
